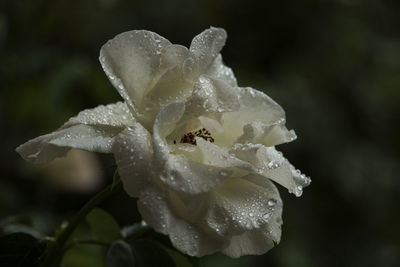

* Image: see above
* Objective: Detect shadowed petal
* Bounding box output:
[231,144,311,196]
[137,186,227,257]
[221,87,288,147]
[16,102,134,164]
[113,123,153,197]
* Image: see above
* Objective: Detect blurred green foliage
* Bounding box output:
[1,0,399,266]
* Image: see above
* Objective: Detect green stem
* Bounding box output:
[40,178,123,267]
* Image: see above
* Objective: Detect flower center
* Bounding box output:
[174,128,215,145]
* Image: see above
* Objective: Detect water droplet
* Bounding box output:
[219,171,228,176]
[267,161,275,169]
[268,199,277,207]
[294,185,303,197]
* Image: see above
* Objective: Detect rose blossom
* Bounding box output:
[16,27,311,257]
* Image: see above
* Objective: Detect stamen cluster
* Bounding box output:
[176,128,215,145]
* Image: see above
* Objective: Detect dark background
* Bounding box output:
[1,0,399,266]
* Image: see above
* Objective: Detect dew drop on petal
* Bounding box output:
[219,171,228,176]
[268,199,277,207]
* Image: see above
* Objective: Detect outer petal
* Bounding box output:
[138,175,282,257]
[99,30,173,118]
[206,54,237,87]
[231,144,311,196]
[139,44,193,129]
[219,176,282,258]
[16,102,135,164]
[184,27,227,77]
[236,119,297,147]
[137,187,227,257]
[140,28,229,128]
[63,102,134,128]
[222,225,279,258]
[220,87,289,147]
[113,123,153,197]
[202,177,282,237]
[144,45,191,107]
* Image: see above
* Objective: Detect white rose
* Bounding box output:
[16,27,310,257]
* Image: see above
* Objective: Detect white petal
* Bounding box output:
[167,214,226,257]
[63,102,134,128]
[166,76,240,150]
[16,125,119,164]
[206,54,237,87]
[137,187,170,234]
[219,177,282,258]
[231,144,311,196]
[196,138,251,174]
[221,87,288,147]
[203,177,282,237]
[152,102,186,148]
[137,187,226,257]
[99,30,173,119]
[184,27,227,77]
[184,76,239,119]
[139,45,192,129]
[152,103,238,194]
[113,123,153,197]
[16,102,134,164]
[237,120,297,146]
[145,44,191,105]
[222,224,280,258]
[138,176,282,257]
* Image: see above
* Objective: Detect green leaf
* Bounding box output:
[106,240,134,267]
[166,248,194,267]
[62,221,107,267]
[86,208,121,243]
[0,232,46,267]
[130,239,175,267]
[62,244,106,267]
